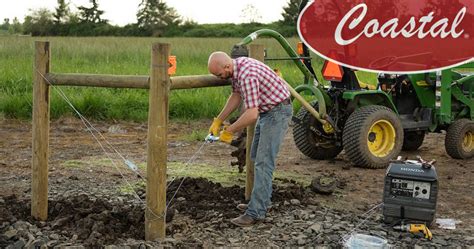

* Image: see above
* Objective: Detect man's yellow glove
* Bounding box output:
[209,117,223,136]
[219,129,233,144]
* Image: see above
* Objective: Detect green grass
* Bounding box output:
[117,162,312,194]
[0,36,377,121]
[166,162,246,186]
[62,159,85,168]
[179,129,208,142]
[151,162,311,186]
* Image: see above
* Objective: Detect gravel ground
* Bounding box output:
[1,118,473,248]
[1,177,472,248]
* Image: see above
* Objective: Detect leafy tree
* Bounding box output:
[53,0,70,24]
[23,8,54,36]
[78,0,107,24]
[281,0,301,26]
[181,18,197,27]
[240,4,262,23]
[10,17,23,34]
[67,11,81,24]
[136,0,181,36]
[0,18,10,31]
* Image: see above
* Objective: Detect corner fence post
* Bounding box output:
[31,41,51,220]
[245,44,265,200]
[145,43,170,241]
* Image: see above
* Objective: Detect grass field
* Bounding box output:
[0,36,376,121]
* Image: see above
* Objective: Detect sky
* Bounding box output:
[1,0,290,25]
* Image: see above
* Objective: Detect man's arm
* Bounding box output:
[226,107,258,133]
[217,92,242,121]
[226,76,260,133]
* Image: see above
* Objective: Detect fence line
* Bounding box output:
[31,41,260,242]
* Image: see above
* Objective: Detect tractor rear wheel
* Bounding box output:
[445,119,474,159]
[402,131,425,151]
[293,103,342,160]
[342,105,403,169]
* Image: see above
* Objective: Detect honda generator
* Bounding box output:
[383,157,438,225]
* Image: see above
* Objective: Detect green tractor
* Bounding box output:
[291,62,474,168]
[231,5,473,169]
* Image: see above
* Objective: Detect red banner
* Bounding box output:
[297,0,474,73]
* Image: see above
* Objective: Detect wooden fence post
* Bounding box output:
[245,44,265,200]
[31,41,51,220]
[145,43,170,241]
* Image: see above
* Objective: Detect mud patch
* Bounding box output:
[0,193,145,246]
[0,177,314,246]
[167,177,312,220]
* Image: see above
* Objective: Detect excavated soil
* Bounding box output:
[0,177,314,247]
[0,118,473,247]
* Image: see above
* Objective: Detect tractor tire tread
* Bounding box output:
[293,104,342,160]
[342,105,403,169]
[445,119,474,159]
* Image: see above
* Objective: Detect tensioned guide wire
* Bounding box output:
[339,202,384,245]
[36,69,385,234]
[36,68,211,220]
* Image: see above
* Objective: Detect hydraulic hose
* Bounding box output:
[237,29,314,83]
[236,29,329,122]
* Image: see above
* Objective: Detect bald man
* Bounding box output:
[208,51,292,227]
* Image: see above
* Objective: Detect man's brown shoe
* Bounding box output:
[230,214,258,227]
[236,203,272,212]
[236,203,248,211]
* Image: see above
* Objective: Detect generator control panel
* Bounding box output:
[390,179,431,199]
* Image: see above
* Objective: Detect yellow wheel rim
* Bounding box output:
[367,120,396,157]
[462,131,473,152]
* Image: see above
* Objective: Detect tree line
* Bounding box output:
[0,0,301,37]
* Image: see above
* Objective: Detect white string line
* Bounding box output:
[59,79,207,218]
[52,86,156,212]
[42,69,202,184]
[36,69,211,220]
[36,69,167,218]
[56,88,166,220]
[47,80,131,170]
[340,202,384,244]
[77,112,145,178]
[40,74,146,179]
[166,141,207,189]
[166,141,208,206]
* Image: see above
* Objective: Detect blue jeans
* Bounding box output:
[245,102,293,219]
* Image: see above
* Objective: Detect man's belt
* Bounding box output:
[261,98,292,114]
[281,98,291,105]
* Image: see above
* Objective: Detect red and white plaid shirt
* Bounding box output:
[232,57,290,113]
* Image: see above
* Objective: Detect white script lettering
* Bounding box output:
[335,3,466,45]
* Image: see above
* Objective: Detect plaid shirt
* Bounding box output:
[232,57,291,113]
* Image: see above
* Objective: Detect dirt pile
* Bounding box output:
[0,177,318,247]
[1,193,145,246]
[167,177,311,221]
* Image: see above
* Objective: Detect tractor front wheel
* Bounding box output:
[293,103,343,160]
[342,105,403,169]
[445,119,474,159]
